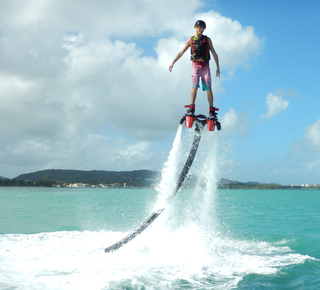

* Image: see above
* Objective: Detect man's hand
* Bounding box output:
[216,68,220,78]
[169,63,174,72]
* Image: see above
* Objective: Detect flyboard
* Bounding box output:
[104,111,221,253]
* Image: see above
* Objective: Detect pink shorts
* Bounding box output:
[191,61,212,91]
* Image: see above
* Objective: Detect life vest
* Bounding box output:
[190,35,210,62]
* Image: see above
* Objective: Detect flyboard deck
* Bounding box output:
[104,120,204,253]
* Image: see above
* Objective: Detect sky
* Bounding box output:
[1,0,320,185]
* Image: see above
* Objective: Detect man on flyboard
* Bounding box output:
[169,20,220,119]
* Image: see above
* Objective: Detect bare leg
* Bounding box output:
[191,88,198,104]
[207,89,214,107]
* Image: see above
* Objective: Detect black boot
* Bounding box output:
[185,104,195,116]
[209,107,219,120]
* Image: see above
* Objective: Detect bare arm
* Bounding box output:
[208,37,220,77]
[169,38,191,72]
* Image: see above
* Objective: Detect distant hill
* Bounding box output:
[15,169,160,186]
[8,170,291,189]
[0,176,8,180]
[219,178,288,189]
[219,178,261,187]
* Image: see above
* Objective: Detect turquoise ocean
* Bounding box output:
[1,127,320,289]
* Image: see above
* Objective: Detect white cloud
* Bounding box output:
[291,118,320,155]
[261,92,289,120]
[304,119,320,148]
[197,11,263,73]
[289,119,320,183]
[307,160,320,172]
[220,108,250,137]
[0,0,262,177]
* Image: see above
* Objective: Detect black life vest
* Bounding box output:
[190,35,210,61]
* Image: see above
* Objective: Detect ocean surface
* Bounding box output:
[1,127,320,289]
[1,187,319,290]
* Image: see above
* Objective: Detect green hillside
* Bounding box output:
[15,169,160,186]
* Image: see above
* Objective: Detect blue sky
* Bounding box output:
[210,0,320,184]
[0,0,320,185]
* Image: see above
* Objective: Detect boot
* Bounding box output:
[185,104,195,116]
[209,106,219,120]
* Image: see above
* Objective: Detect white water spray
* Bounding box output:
[154,125,184,209]
[152,124,221,239]
[196,130,220,231]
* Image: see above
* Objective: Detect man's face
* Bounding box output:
[195,26,205,35]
